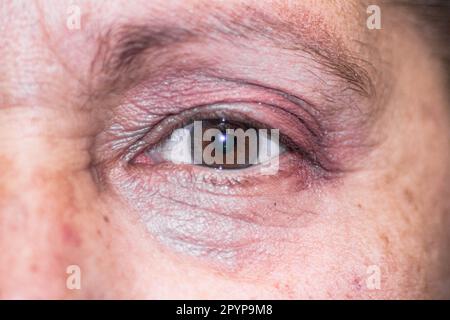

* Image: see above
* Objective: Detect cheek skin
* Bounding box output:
[105,154,327,271]
[0,109,123,299]
[103,169,390,299]
[315,21,450,298]
[0,145,86,298]
[102,159,387,298]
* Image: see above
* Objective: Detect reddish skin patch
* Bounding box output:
[404,188,419,211]
[273,281,296,299]
[351,276,363,291]
[30,264,39,273]
[61,223,82,247]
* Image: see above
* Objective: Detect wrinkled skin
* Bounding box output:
[0,0,449,299]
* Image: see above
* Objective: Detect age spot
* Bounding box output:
[61,223,82,247]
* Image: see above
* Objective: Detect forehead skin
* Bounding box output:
[0,0,449,299]
[0,0,372,107]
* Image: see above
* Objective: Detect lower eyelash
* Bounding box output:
[131,150,315,195]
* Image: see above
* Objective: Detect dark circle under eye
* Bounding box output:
[190,119,260,170]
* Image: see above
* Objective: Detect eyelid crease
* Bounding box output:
[89,4,377,101]
[126,102,333,173]
[96,71,374,175]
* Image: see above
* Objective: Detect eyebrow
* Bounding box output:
[89,6,376,100]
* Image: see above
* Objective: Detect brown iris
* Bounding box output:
[190,119,259,169]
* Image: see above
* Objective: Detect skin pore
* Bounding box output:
[0,0,449,299]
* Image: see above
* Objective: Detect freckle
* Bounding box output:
[381,234,390,246]
[273,281,295,298]
[61,223,82,247]
[352,276,362,291]
[383,173,394,185]
[30,264,38,273]
[403,188,419,211]
[357,203,363,209]
[404,188,413,202]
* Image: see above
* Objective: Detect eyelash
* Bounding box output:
[126,102,327,181]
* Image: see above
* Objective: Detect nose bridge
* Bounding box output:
[0,1,98,299]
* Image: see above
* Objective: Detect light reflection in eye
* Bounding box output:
[146,119,284,170]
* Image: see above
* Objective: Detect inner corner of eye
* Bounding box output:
[143,119,285,170]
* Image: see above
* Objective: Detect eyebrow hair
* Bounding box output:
[89,7,376,101]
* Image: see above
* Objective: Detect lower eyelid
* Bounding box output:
[130,150,315,195]
[112,157,320,227]
[104,135,331,271]
[108,157,322,270]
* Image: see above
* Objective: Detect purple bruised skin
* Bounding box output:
[0,0,449,299]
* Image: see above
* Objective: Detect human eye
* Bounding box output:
[141,117,285,171]
[96,73,349,270]
[125,99,331,188]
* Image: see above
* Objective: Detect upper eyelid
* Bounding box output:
[126,101,333,174]
[125,72,326,138]
[93,77,318,165]
[96,69,374,174]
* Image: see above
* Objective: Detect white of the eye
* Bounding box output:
[157,127,193,164]
[153,125,285,166]
[257,130,284,164]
